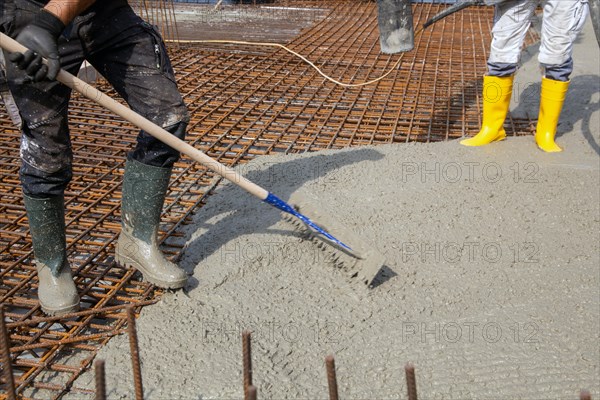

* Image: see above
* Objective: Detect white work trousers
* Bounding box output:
[489,0,589,66]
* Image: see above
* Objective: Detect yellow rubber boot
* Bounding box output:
[535,77,569,152]
[461,75,514,146]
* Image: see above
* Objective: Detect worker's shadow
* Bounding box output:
[510,74,600,155]
[179,148,389,290]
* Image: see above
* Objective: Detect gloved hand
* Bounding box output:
[8,9,65,82]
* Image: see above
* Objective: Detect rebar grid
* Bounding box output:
[1,1,537,398]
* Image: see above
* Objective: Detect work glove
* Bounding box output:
[8,9,65,82]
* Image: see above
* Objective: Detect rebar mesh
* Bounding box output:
[0,1,537,398]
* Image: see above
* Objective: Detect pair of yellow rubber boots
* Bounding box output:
[460,75,569,152]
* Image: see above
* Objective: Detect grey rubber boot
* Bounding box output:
[23,195,80,315]
[115,159,187,289]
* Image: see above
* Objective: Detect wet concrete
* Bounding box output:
[66,15,599,400]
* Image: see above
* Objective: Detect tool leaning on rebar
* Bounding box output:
[0,31,386,286]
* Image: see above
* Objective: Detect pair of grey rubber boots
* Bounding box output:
[24,159,187,315]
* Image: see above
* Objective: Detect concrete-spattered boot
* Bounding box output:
[23,195,80,315]
[115,159,187,289]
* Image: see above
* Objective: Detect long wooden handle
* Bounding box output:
[0,32,269,200]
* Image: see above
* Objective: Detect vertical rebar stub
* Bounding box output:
[0,307,17,400]
[95,359,107,400]
[127,305,144,400]
[242,330,253,400]
[405,363,418,400]
[325,355,339,400]
[377,0,415,54]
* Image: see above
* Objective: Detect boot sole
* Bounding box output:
[115,252,187,290]
[40,302,80,316]
[460,131,506,146]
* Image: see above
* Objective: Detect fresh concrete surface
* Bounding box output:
[66,14,599,400]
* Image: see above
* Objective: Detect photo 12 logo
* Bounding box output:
[398,241,540,264]
[401,321,539,344]
[400,161,539,184]
[219,239,324,265]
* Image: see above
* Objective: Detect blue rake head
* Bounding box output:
[263,193,353,252]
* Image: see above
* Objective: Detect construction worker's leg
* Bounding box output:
[85,5,189,288]
[4,0,86,314]
[461,0,535,146]
[535,0,588,152]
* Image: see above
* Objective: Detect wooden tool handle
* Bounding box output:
[0,32,269,200]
